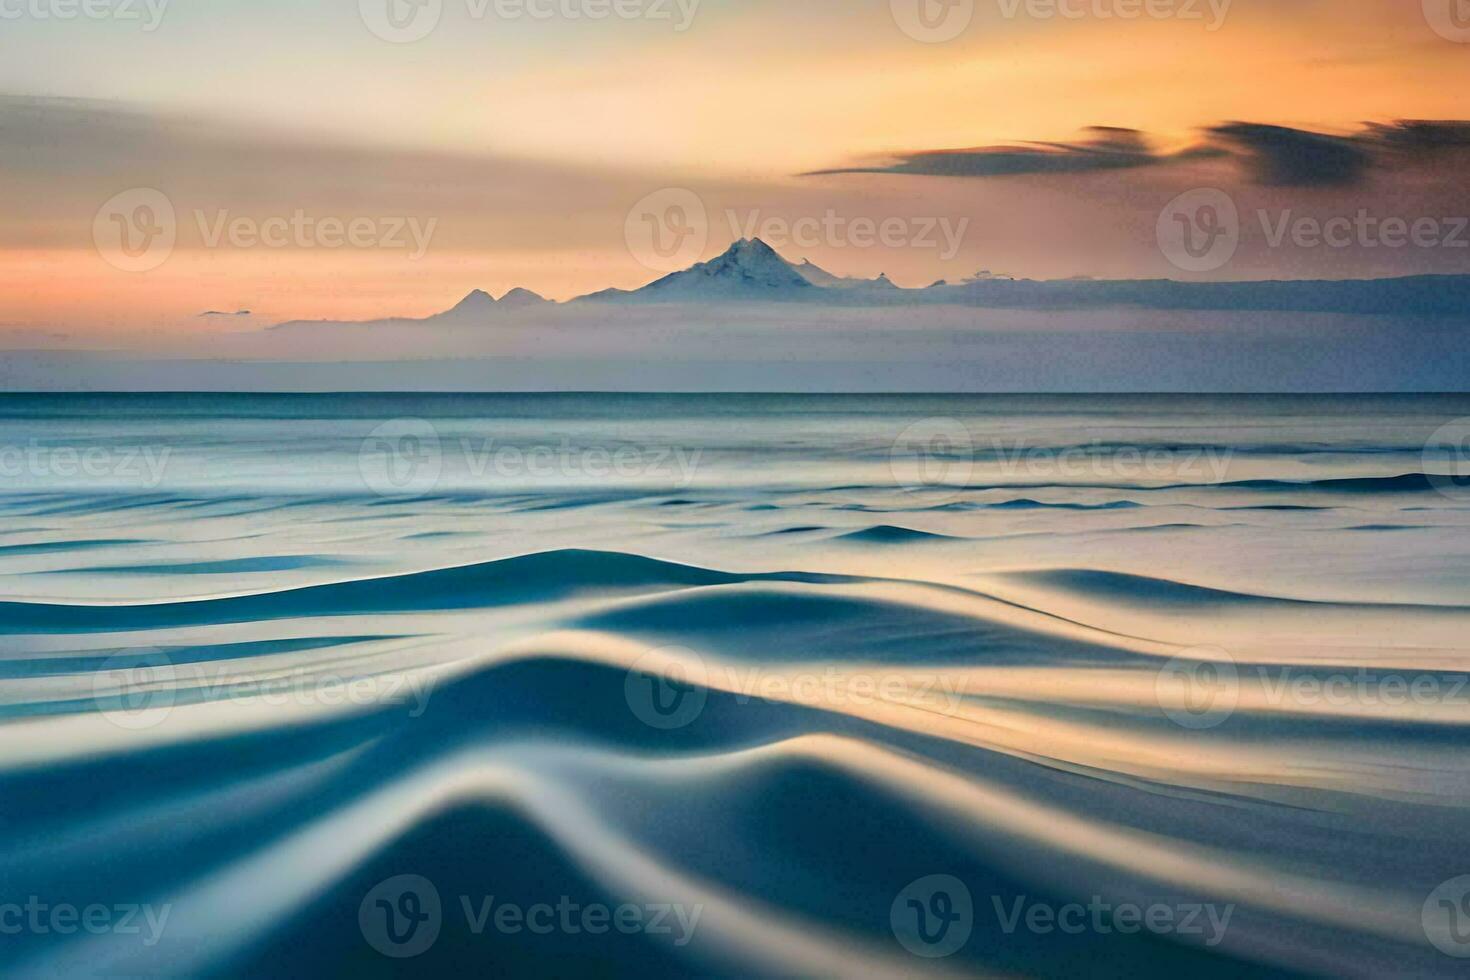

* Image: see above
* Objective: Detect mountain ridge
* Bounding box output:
[271,238,1470,327]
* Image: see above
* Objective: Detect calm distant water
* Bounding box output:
[2,393,1469,978]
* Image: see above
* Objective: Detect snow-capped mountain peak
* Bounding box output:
[577,239,910,303]
[599,238,815,301]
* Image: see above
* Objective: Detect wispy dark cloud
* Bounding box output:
[803,127,1219,179]
[1212,119,1470,186]
[1365,120,1470,151]
[1206,122,1369,187]
[810,120,1470,188]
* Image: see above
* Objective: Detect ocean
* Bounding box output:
[1,392,1468,978]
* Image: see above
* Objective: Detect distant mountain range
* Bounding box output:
[573,238,1470,315]
[435,287,552,319]
[276,238,1470,328]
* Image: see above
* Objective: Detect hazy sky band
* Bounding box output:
[1,0,1468,331]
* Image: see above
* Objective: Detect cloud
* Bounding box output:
[1206,123,1370,187]
[810,120,1470,188]
[803,127,1219,179]
[1211,119,1470,186]
[0,94,694,253]
[1362,119,1470,151]
[8,95,1470,329]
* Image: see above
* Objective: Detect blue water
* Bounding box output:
[1,393,1469,978]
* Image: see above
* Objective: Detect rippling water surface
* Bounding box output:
[3,393,1470,978]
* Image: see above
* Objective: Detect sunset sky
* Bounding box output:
[2,0,1469,334]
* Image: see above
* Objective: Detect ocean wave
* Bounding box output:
[5,395,1470,978]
